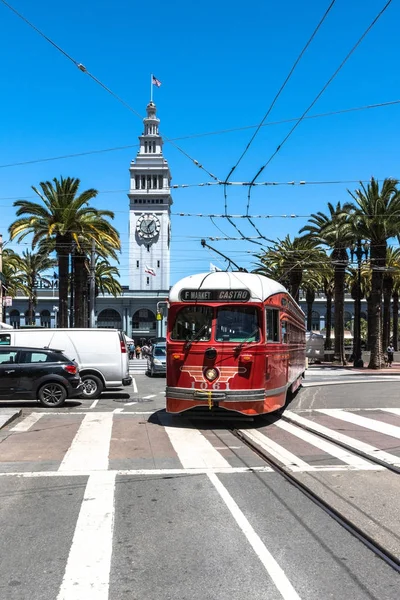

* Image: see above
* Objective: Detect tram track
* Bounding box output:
[230,425,400,574]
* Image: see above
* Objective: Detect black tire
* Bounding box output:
[38,382,67,408]
[80,374,104,399]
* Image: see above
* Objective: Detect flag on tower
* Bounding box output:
[152,75,162,87]
[145,265,156,276]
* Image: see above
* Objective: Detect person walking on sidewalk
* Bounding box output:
[387,343,394,367]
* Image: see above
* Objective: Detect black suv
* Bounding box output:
[0,347,82,407]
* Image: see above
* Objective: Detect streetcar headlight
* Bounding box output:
[204,368,218,381]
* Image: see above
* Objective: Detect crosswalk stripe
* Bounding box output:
[208,473,301,600]
[284,411,400,467]
[381,408,400,416]
[317,409,400,439]
[275,420,381,470]
[10,413,43,432]
[160,416,231,469]
[59,413,113,472]
[57,472,115,599]
[239,429,311,471]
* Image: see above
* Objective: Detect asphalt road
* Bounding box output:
[0,371,399,599]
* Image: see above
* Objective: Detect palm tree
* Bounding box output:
[9,177,120,327]
[301,271,322,331]
[320,266,335,350]
[95,259,122,297]
[14,250,57,325]
[348,178,400,368]
[254,235,325,302]
[300,202,354,365]
[382,247,400,352]
[392,274,400,351]
[1,249,27,297]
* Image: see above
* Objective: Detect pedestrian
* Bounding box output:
[129,343,135,360]
[387,343,394,367]
[135,345,141,359]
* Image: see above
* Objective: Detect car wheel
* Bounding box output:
[81,375,104,399]
[38,383,67,408]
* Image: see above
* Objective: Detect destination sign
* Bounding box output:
[180,289,250,302]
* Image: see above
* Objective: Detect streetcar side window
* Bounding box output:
[281,320,289,344]
[216,306,260,342]
[171,306,212,341]
[266,309,279,342]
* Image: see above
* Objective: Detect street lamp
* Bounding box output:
[350,239,369,368]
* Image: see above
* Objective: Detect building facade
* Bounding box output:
[2,102,171,342]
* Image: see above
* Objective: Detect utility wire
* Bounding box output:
[245,0,394,243]
[223,0,336,242]
[0,98,399,170]
[0,0,219,182]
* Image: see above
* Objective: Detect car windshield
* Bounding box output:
[216,306,260,342]
[154,347,166,357]
[171,306,212,341]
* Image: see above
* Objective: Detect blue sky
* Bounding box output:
[1,0,400,285]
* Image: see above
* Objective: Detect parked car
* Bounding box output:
[0,346,82,407]
[0,329,132,400]
[147,343,166,377]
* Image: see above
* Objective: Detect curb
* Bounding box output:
[0,410,22,430]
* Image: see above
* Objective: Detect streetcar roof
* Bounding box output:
[169,272,288,303]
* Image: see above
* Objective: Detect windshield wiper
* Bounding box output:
[184,324,208,350]
[234,327,259,352]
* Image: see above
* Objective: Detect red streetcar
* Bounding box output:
[166,272,306,416]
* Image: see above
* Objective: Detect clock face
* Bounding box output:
[136,214,161,239]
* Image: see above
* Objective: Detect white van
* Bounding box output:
[306,331,325,363]
[0,328,132,399]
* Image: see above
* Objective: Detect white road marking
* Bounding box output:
[159,391,166,395]
[89,399,99,409]
[10,413,43,432]
[208,473,301,600]
[317,409,400,439]
[113,408,124,413]
[59,413,113,472]
[275,420,381,470]
[284,411,400,467]
[302,377,400,387]
[160,416,231,469]
[238,429,311,471]
[123,401,137,406]
[0,466,274,478]
[381,408,400,416]
[57,472,115,600]
[142,394,156,399]
[131,377,138,393]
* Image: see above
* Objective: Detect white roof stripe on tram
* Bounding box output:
[238,429,311,471]
[316,409,400,439]
[274,419,382,470]
[284,411,400,467]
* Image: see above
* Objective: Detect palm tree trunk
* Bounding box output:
[325,291,332,351]
[333,264,346,364]
[74,251,87,328]
[57,237,69,328]
[368,245,385,369]
[290,270,302,302]
[306,289,315,331]
[382,276,393,353]
[28,297,34,326]
[367,295,373,351]
[393,291,399,351]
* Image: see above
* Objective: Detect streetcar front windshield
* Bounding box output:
[171,306,212,341]
[216,306,260,342]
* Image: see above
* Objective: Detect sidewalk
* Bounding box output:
[0,410,21,430]
[309,362,400,375]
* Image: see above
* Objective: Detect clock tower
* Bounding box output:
[128,101,172,291]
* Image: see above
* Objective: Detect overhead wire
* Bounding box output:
[223,0,337,241]
[0,98,400,170]
[0,0,219,183]
[245,0,394,244]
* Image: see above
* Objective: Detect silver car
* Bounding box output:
[147,344,166,377]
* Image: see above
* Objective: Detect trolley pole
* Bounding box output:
[89,239,96,328]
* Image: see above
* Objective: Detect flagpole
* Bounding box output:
[150,73,153,102]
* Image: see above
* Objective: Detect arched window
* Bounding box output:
[9,310,20,329]
[132,309,156,331]
[97,309,122,329]
[41,310,51,328]
[311,310,320,331]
